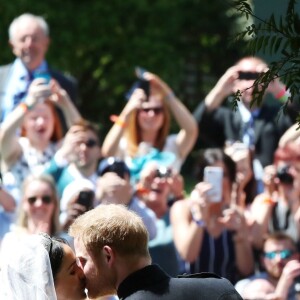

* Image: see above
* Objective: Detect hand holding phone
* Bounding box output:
[135,66,148,79]
[204,166,223,203]
[77,190,94,211]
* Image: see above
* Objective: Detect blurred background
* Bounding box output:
[0,0,288,179]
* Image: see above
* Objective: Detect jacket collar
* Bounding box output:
[117,264,170,299]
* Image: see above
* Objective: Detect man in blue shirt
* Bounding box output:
[0,13,77,126]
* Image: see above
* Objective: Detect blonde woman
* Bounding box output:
[1,174,60,250]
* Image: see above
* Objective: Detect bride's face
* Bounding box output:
[54,244,87,300]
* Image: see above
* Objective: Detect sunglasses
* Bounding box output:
[139,107,163,115]
[27,195,53,205]
[264,249,294,260]
[82,138,98,148]
[238,71,262,80]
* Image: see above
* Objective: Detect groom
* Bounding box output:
[69,204,242,299]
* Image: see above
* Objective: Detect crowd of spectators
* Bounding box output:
[1,12,300,300]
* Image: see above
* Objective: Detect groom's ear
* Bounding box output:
[102,245,115,266]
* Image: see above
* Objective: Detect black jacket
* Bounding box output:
[193,101,292,167]
[117,264,242,300]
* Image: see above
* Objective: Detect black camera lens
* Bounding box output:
[155,167,171,178]
[276,165,293,184]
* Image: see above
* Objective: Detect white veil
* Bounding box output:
[0,234,57,300]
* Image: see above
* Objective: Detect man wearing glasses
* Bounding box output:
[236,232,300,299]
[44,119,102,197]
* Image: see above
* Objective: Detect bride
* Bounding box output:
[0,233,87,300]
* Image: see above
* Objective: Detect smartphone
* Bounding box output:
[33,70,51,84]
[77,190,94,210]
[135,66,147,79]
[204,166,223,202]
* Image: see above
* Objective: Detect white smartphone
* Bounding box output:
[203,166,223,202]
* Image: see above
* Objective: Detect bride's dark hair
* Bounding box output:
[39,233,68,280]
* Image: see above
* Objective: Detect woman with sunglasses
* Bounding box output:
[0,78,81,202]
[102,70,198,173]
[0,174,60,247]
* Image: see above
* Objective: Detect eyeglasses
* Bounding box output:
[27,195,53,205]
[82,138,98,148]
[238,71,262,80]
[264,249,294,260]
[139,107,163,115]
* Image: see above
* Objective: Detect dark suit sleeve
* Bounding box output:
[50,69,78,104]
[193,101,227,149]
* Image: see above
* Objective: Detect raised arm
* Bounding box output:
[204,65,239,111]
[0,78,49,170]
[102,88,145,157]
[170,183,211,262]
[145,73,198,159]
[48,79,82,128]
[0,186,16,212]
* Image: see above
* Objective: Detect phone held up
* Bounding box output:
[136,66,150,99]
[125,66,150,101]
[203,166,223,203]
[77,190,94,211]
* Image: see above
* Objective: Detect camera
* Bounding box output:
[276,165,293,184]
[155,166,172,178]
[294,275,300,293]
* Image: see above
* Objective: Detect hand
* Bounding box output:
[62,197,88,230]
[143,72,173,96]
[26,78,52,107]
[96,173,132,205]
[139,162,159,191]
[167,171,184,199]
[188,182,213,224]
[58,125,88,162]
[214,65,240,98]
[65,202,87,224]
[123,88,146,117]
[48,79,71,108]
[218,205,246,232]
[281,259,300,285]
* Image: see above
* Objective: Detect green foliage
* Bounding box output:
[232,0,300,110]
[0,0,245,136]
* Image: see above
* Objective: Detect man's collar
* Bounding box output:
[13,58,49,79]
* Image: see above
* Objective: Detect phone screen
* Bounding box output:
[203,166,223,202]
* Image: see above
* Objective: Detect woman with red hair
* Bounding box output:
[102,71,198,174]
[0,78,81,201]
